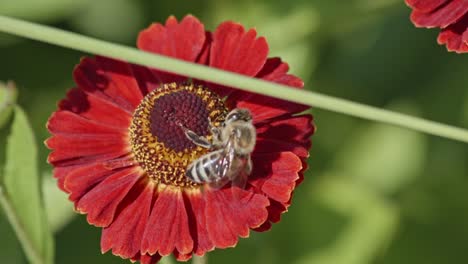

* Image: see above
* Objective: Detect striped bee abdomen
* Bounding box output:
[186,149,225,183]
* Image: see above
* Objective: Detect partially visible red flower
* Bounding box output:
[46,15,314,263]
[405,0,468,53]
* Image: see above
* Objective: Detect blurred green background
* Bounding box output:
[2,0,468,263]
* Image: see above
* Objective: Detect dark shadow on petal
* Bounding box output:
[58,88,90,113]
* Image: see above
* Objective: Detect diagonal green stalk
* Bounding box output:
[0,188,44,264]
[0,15,467,143]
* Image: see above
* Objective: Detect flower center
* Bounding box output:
[129,83,228,188]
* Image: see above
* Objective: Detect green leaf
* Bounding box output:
[0,106,54,264]
[0,81,17,129]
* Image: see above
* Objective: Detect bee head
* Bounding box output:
[225,108,252,124]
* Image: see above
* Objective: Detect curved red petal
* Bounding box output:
[256,57,304,87]
[130,64,161,95]
[173,251,192,261]
[410,0,468,28]
[53,166,76,192]
[254,138,309,158]
[204,188,269,248]
[141,254,162,264]
[63,162,117,201]
[74,57,144,111]
[185,191,214,255]
[210,21,268,76]
[101,183,154,258]
[254,114,314,157]
[464,27,468,42]
[142,187,193,256]
[437,13,468,53]
[53,155,130,193]
[58,88,132,128]
[131,253,162,264]
[46,134,130,163]
[137,15,206,83]
[47,110,127,135]
[249,152,302,203]
[76,168,142,227]
[254,199,289,232]
[232,96,308,123]
[227,58,308,122]
[405,0,449,12]
[256,114,315,144]
[196,32,213,65]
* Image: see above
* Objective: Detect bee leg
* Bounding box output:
[208,117,222,147]
[245,156,253,175]
[178,123,212,149]
[185,129,212,149]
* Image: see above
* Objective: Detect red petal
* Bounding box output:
[63,162,117,201]
[256,114,315,144]
[51,154,133,191]
[185,191,214,255]
[174,251,192,261]
[130,64,161,95]
[131,253,162,264]
[137,15,206,83]
[254,138,309,158]
[405,0,449,12]
[256,57,304,87]
[46,134,129,163]
[196,32,213,65]
[464,27,468,42]
[254,114,314,157]
[140,254,162,264]
[74,57,144,111]
[76,169,141,227]
[249,152,302,203]
[142,187,193,256]
[410,0,468,28]
[231,96,308,123]
[437,13,468,53]
[204,188,269,248]
[53,166,76,192]
[47,110,127,135]
[210,21,268,76]
[101,183,154,258]
[58,88,132,128]
[227,58,308,122]
[254,199,289,232]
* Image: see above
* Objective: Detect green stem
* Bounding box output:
[0,15,467,143]
[0,187,44,264]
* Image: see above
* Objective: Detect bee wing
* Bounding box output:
[208,176,231,190]
[207,143,235,190]
[230,155,251,191]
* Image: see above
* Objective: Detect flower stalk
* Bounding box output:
[0,15,467,143]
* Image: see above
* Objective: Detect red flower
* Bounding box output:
[46,15,314,263]
[406,0,468,53]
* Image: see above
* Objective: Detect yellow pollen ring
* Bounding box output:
[129,82,228,188]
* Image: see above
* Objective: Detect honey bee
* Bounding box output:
[180,108,256,189]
